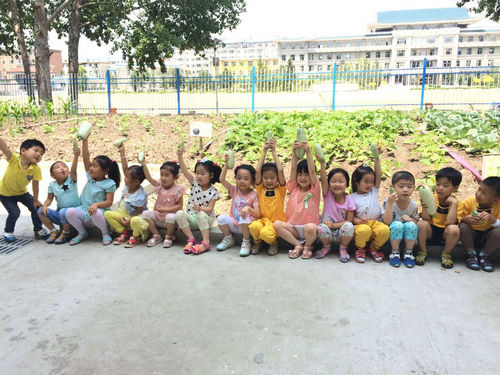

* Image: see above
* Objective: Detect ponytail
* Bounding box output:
[195,158,222,184]
[94,155,121,188]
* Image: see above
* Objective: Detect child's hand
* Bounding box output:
[323,220,334,228]
[223,153,229,162]
[42,205,49,216]
[292,141,300,150]
[88,203,99,215]
[354,217,368,225]
[446,195,458,206]
[34,200,43,209]
[177,148,183,157]
[269,138,276,151]
[193,203,201,212]
[120,217,130,226]
[420,200,428,211]
[387,192,398,204]
[300,141,310,151]
[73,148,81,157]
[401,214,412,222]
[241,206,250,218]
[478,211,490,223]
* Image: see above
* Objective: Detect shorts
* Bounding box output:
[291,224,306,241]
[427,225,445,245]
[216,214,253,235]
[37,207,70,226]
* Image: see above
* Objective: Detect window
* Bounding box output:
[247,61,252,66]
[385,51,391,58]
[224,62,228,67]
[300,66,304,72]
[318,54,323,60]
[445,48,452,55]
[466,60,471,67]
[290,55,295,61]
[411,49,417,56]
[429,49,436,56]
[397,38,406,45]
[489,48,495,54]
[458,49,462,55]
[327,65,331,70]
[479,35,484,42]
[411,61,421,68]
[467,48,472,55]
[291,44,295,49]
[309,54,314,60]
[300,54,304,61]
[336,54,341,60]
[490,36,496,42]
[355,41,360,47]
[376,51,381,58]
[427,37,436,43]
[281,55,286,61]
[336,42,342,47]
[327,54,332,60]
[385,63,390,69]
[366,52,371,58]
[477,60,482,66]
[443,60,451,67]
[309,65,314,72]
[317,65,322,71]
[456,61,460,67]
[397,50,405,57]
[468,36,473,42]
[345,54,351,60]
[444,36,453,43]
[459,36,463,42]
[478,48,483,55]
[488,59,494,66]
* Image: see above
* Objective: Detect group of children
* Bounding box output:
[0,131,499,272]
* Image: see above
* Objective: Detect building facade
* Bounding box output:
[0,50,63,79]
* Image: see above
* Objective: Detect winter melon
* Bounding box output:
[72,139,79,152]
[179,140,185,151]
[113,137,128,147]
[370,143,379,159]
[419,185,436,217]
[227,150,235,169]
[295,127,306,159]
[314,143,325,162]
[267,130,274,140]
[77,121,92,140]
[138,152,144,163]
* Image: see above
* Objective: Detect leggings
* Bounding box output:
[175,210,214,231]
[65,207,109,237]
[104,210,149,239]
[389,221,418,241]
[354,219,390,249]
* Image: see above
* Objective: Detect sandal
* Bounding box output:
[465,252,480,271]
[192,240,211,255]
[355,248,366,263]
[113,230,130,245]
[184,238,197,254]
[147,234,162,247]
[163,235,175,248]
[368,248,384,263]
[339,248,350,263]
[288,245,303,259]
[479,254,495,272]
[441,254,454,269]
[301,245,313,259]
[314,244,331,259]
[415,251,427,266]
[124,236,138,248]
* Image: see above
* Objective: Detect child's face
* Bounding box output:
[124,169,140,189]
[89,159,107,180]
[50,162,69,181]
[262,170,279,189]
[236,168,253,191]
[475,183,498,207]
[160,168,176,189]
[21,146,44,164]
[297,171,311,190]
[393,179,415,200]
[195,165,212,187]
[435,177,457,201]
[356,173,375,194]
[329,172,348,195]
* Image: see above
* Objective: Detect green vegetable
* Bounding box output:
[267,130,274,140]
[72,139,79,152]
[314,143,325,162]
[370,143,379,159]
[179,140,185,151]
[77,121,92,140]
[471,210,479,217]
[295,127,306,159]
[138,152,144,163]
[227,150,235,169]
[390,186,395,193]
[419,185,436,217]
[113,137,128,147]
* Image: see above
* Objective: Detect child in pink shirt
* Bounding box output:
[274,141,321,259]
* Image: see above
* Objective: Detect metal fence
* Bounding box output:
[1,58,500,114]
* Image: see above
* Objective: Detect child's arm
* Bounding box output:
[156,195,183,214]
[270,139,286,185]
[0,136,12,160]
[248,205,261,219]
[289,141,299,182]
[255,141,270,185]
[220,154,233,192]
[41,193,55,215]
[419,200,432,222]
[382,194,397,225]
[445,196,459,225]
[118,145,128,176]
[194,198,217,214]
[304,142,318,185]
[70,148,80,183]
[345,210,354,223]
[82,137,91,172]
[88,192,114,214]
[177,147,194,185]
[141,157,159,187]
[32,180,42,208]
[374,145,382,189]
[318,154,328,197]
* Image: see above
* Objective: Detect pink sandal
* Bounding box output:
[163,235,175,248]
[191,240,211,255]
[184,238,197,254]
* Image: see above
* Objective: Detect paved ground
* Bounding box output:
[1,215,500,375]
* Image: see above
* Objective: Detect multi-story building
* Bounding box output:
[0,50,63,79]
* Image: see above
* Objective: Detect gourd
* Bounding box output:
[267,130,274,140]
[77,121,92,140]
[419,185,436,217]
[72,139,79,152]
[370,143,379,159]
[138,152,144,163]
[179,140,185,151]
[390,186,395,193]
[295,127,306,159]
[227,150,235,169]
[113,137,128,147]
[471,210,479,217]
[314,143,325,162]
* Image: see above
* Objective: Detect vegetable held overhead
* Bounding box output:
[295,127,306,159]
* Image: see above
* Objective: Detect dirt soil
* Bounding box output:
[0,113,484,214]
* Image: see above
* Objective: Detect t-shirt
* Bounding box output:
[322,191,356,223]
[48,176,80,210]
[381,198,419,223]
[0,153,42,197]
[351,187,381,220]
[79,171,117,211]
[229,185,259,224]
[421,193,463,229]
[256,183,287,222]
[151,183,185,221]
[120,186,148,215]
[186,179,220,217]
[462,196,500,232]
[286,180,321,225]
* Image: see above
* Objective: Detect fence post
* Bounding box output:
[106,69,112,113]
[251,66,256,112]
[420,58,427,110]
[331,62,338,111]
[176,68,181,115]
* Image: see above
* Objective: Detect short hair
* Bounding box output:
[49,161,67,174]
[392,171,415,185]
[327,168,350,187]
[351,164,375,193]
[235,164,256,182]
[127,165,145,183]
[160,161,180,177]
[261,162,278,175]
[436,167,462,187]
[20,139,45,153]
[482,176,500,197]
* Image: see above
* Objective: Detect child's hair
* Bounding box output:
[195,159,222,184]
[127,165,145,183]
[235,164,256,182]
[482,176,500,197]
[160,161,180,177]
[261,162,278,175]
[327,168,350,187]
[351,164,375,193]
[392,171,415,185]
[436,167,462,187]
[20,139,45,153]
[296,159,317,174]
[49,161,66,174]
[94,155,121,188]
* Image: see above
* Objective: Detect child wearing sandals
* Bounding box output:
[141,159,185,248]
[316,167,355,262]
[38,145,81,244]
[274,141,321,260]
[248,138,287,256]
[351,147,390,263]
[65,135,120,246]
[216,154,260,257]
[381,171,419,268]
[417,167,463,269]
[104,145,148,248]
[176,149,221,255]
[459,176,500,272]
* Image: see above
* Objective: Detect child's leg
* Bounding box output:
[369,220,390,249]
[354,223,371,249]
[274,220,301,246]
[18,193,43,233]
[130,216,148,239]
[417,220,432,253]
[37,207,59,231]
[0,195,21,234]
[249,219,265,242]
[176,210,197,252]
[65,207,89,242]
[317,223,332,247]
[459,222,476,252]
[442,224,460,255]
[338,222,354,247]
[216,215,233,237]
[89,209,112,243]
[216,215,238,250]
[389,221,404,251]
[164,213,177,237]
[483,228,500,255]
[196,211,214,250]
[304,223,317,247]
[402,221,418,250]
[104,210,127,234]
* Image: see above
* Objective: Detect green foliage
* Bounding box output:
[458,0,500,22]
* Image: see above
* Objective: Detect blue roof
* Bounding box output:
[377,8,470,24]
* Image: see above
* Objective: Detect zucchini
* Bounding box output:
[138,152,144,164]
[227,150,235,169]
[295,127,306,159]
[72,139,79,152]
[419,185,436,217]
[77,121,92,140]
[370,143,379,159]
[314,143,325,162]
[267,130,274,140]
[113,137,128,147]
[179,140,185,151]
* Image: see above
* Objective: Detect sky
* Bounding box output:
[49,0,499,62]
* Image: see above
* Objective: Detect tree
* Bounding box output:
[457,0,500,21]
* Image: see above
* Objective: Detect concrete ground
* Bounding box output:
[1,214,500,375]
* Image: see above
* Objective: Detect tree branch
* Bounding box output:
[48,0,73,24]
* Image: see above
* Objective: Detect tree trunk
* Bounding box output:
[68,0,81,112]
[9,0,35,100]
[34,0,52,109]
